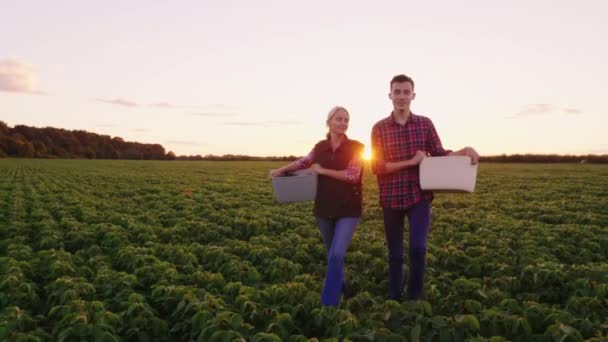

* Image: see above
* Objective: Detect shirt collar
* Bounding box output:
[389,111,418,126]
[322,134,349,151]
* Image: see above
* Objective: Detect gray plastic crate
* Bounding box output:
[271,169,318,203]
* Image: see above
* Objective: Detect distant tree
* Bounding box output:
[0,121,8,135]
[123,145,144,160]
[166,151,176,160]
[33,141,48,158]
[0,121,8,157]
[142,144,166,160]
[7,133,35,158]
[0,137,7,158]
[0,123,179,160]
[84,146,96,159]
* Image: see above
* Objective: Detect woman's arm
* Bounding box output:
[311,166,354,182]
[269,149,315,177]
[310,150,363,184]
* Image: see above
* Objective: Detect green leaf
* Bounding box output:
[464,300,482,313]
[411,324,421,342]
[0,326,7,339]
[229,313,243,330]
[455,314,480,332]
[420,301,433,316]
[439,328,451,342]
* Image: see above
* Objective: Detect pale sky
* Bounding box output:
[1,0,607,156]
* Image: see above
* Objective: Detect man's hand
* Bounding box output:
[462,147,480,164]
[412,150,428,165]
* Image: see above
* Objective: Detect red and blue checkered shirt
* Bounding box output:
[371,112,451,209]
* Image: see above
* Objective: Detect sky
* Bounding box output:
[1,0,607,157]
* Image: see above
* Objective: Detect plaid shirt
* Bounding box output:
[371,112,451,209]
[291,136,363,183]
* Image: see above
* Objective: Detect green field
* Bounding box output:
[1,159,607,341]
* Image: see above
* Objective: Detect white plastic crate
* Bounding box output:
[271,169,318,203]
[419,156,478,192]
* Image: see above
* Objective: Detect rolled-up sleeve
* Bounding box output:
[345,146,364,183]
[427,121,451,156]
[371,125,387,175]
[291,148,315,169]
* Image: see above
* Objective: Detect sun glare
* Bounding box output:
[362,146,372,161]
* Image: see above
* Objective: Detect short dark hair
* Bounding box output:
[390,74,414,90]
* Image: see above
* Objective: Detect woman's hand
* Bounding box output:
[310,163,325,175]
[269,168,284,178]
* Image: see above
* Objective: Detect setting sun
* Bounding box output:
[362,145,373,161]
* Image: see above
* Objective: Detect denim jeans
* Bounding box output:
[383,199,431,300]
[315,216,360,306]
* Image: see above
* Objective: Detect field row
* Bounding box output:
[0,159,606,341]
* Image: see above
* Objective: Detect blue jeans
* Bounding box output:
[383,199,431,300]
[315,216,359,306]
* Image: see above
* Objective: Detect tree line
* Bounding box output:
[0,122,299,161]
[1,121,606,162]
[175,154,299,161]
[0,121,172,160]
[479,154,608,164]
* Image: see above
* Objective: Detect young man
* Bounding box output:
[371,74,479,300]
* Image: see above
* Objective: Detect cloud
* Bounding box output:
[188,103,241,111]
[166,140,206,145]
[95,98,139,107]
[209,104,240,111]
[151,102,178,108]
[98,100,190,109]
[150,102,197,109]
[192,104,245,117]
[505,104,583,119]
[563,108,582,115]
[96,99,240,112]
[514,104,554,117]
[151,102,242,111]
[0,59,42,94]
[130,128,149,133]
[224,120,302,127]
[193,112,239,117]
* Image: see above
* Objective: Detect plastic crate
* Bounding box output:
[419,156,478,192]
[271,169,318,203]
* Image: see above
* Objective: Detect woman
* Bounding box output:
[270,106,364,306]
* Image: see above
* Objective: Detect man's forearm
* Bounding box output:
[318,169,351,183]
[448,146,479,164]
[381,159,418,174]
[448,148,467,156]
